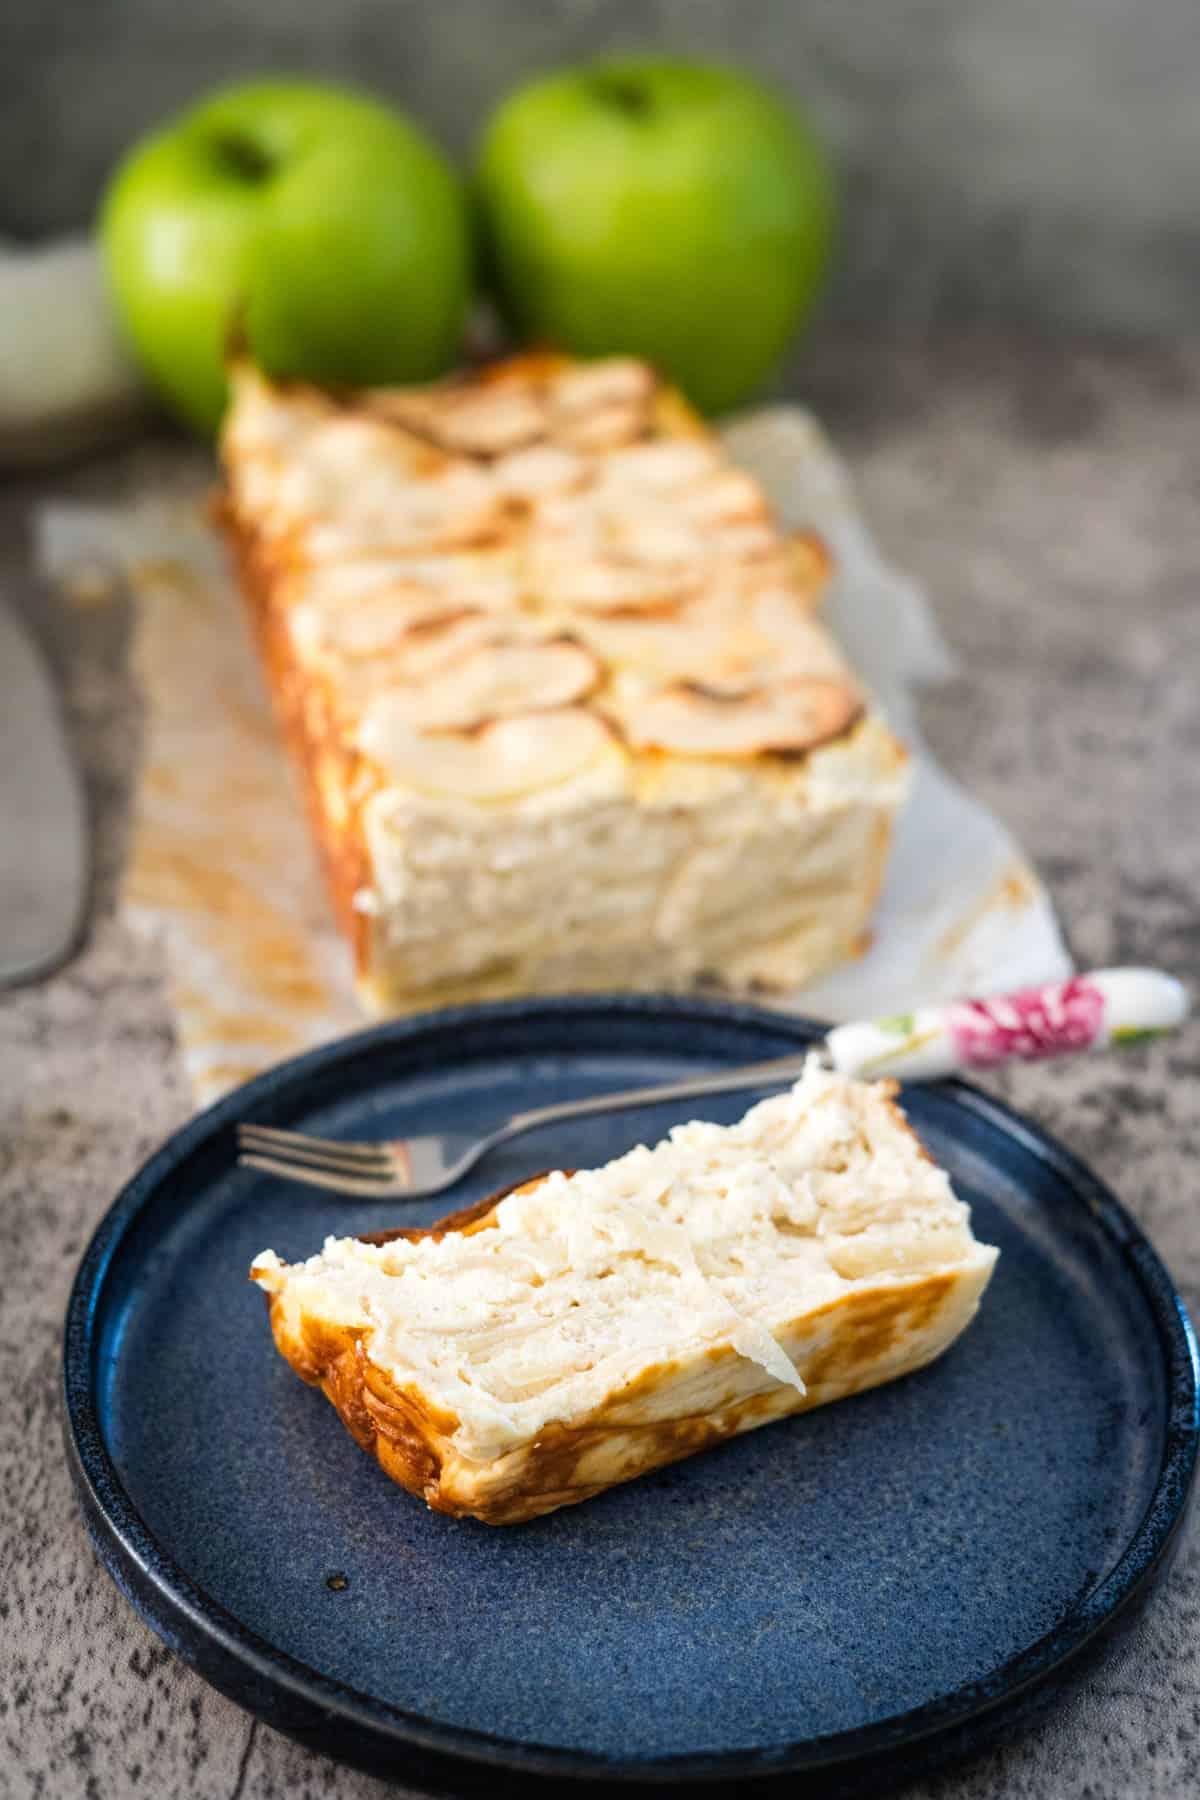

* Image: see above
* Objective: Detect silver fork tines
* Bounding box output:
[238,1125,395,1170]
[238,1153,407,1198]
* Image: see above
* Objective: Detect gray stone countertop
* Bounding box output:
[2,333,1198,1800]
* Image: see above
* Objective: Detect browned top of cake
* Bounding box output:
[220,353,875,798]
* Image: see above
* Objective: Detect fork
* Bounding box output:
[237,967,1187,1199]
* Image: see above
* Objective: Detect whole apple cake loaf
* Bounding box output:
[220,352,909,1013]
[252,1062,996,1524]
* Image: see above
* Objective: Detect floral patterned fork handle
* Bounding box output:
[824,968,1189,1083]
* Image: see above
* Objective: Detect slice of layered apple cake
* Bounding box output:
[252,1062,996,1523]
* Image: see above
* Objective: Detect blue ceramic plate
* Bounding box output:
[65,997,1198,1794]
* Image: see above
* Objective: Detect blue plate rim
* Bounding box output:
[62,993,1200,1785]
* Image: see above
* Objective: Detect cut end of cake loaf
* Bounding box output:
[219,353,910,1015]
[252,1063,997,1525]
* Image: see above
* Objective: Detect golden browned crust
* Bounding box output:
[221,507,376,965]
[261,1254,979,1525]
[255,1142,992,1526]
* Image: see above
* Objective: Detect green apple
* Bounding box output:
[100,80,473,434]
[477,58,835,414]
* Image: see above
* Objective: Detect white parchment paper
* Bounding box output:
[37,407,1071,1105]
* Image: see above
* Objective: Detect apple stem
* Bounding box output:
[588,74,653,119]
[210,133,275,184]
